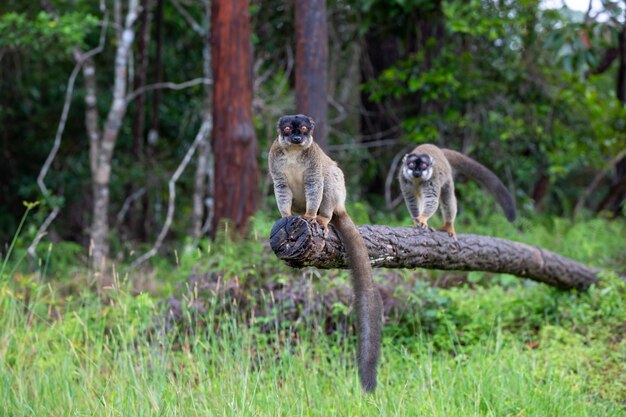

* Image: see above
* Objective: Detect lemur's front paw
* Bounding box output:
[315,216,331,234]
[301,214,316,221]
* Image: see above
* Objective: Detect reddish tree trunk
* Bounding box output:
[295,0,329,149]
[210,0,259,237]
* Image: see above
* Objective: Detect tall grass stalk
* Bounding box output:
[0,202,38,281]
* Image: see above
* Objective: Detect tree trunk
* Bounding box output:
[81,57,100,184]
[129,0,153,241]
[192,114,213,238]
[131,0,153,155]
[191,1,214,239]
[141,0,164,239]
[531,170,550,211]
[295,0,329,149]
[91,0,140,276]
[608,24,626,215]
[149,0,163,144]
[210,0,259,237]
[269,216,608,291]
[617,26,626,103]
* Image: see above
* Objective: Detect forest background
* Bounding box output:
[1,0,626,415]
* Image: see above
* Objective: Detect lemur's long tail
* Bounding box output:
[442,149,517,222]
[331,211,383,393]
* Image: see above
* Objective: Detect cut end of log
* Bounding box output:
[270,216,340,268]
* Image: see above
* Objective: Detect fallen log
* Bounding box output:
[269,216,604,290]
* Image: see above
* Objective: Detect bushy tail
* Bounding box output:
[331,211,382,393]
[442,149,517,221]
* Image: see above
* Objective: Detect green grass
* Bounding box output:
[1,213,625,416]
[1,288,624,417]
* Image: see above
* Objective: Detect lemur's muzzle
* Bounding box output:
[291,136,303,144]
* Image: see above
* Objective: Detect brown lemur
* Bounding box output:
[269,114,383,393]
[399,144,516,238]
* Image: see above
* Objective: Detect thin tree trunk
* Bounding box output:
[210,0,259,237]
[608,23,626,215]
[191,0,213,239]
[295,0,329,149]
[91,0,140,276]
[131,0,152,157]
[531,169,550,211]
[270,217,612,290]
[617,26,626,103]
[191,118,213,238]
[83,57,100,179]
[142,0,164,239]
[33,0,107,256]
[129,0,153,240]
[82,55,103,263]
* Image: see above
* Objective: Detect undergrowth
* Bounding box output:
[0,211,625,415]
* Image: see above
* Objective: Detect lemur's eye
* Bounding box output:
[301,126,308,133]
[283,127,291,133]
[419,163,428,170]
[408,162,416,169]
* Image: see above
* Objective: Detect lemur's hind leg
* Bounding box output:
[438,181,457,240]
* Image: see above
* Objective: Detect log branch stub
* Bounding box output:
[269,216,604,290]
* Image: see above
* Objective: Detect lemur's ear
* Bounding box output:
[307,116,316,131]
[429,155,435,166]
[402,154,409,164]
[277,115,291,130]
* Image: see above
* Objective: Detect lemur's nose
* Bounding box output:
[291,136,302,144]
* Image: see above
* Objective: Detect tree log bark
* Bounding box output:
[269,216,605,290]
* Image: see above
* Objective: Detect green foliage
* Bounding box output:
[0,11,98,55]
[442,0,505,39]
[362,0,626,217]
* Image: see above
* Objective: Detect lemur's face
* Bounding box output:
[277,114,315,147]
[402,153,434,181]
